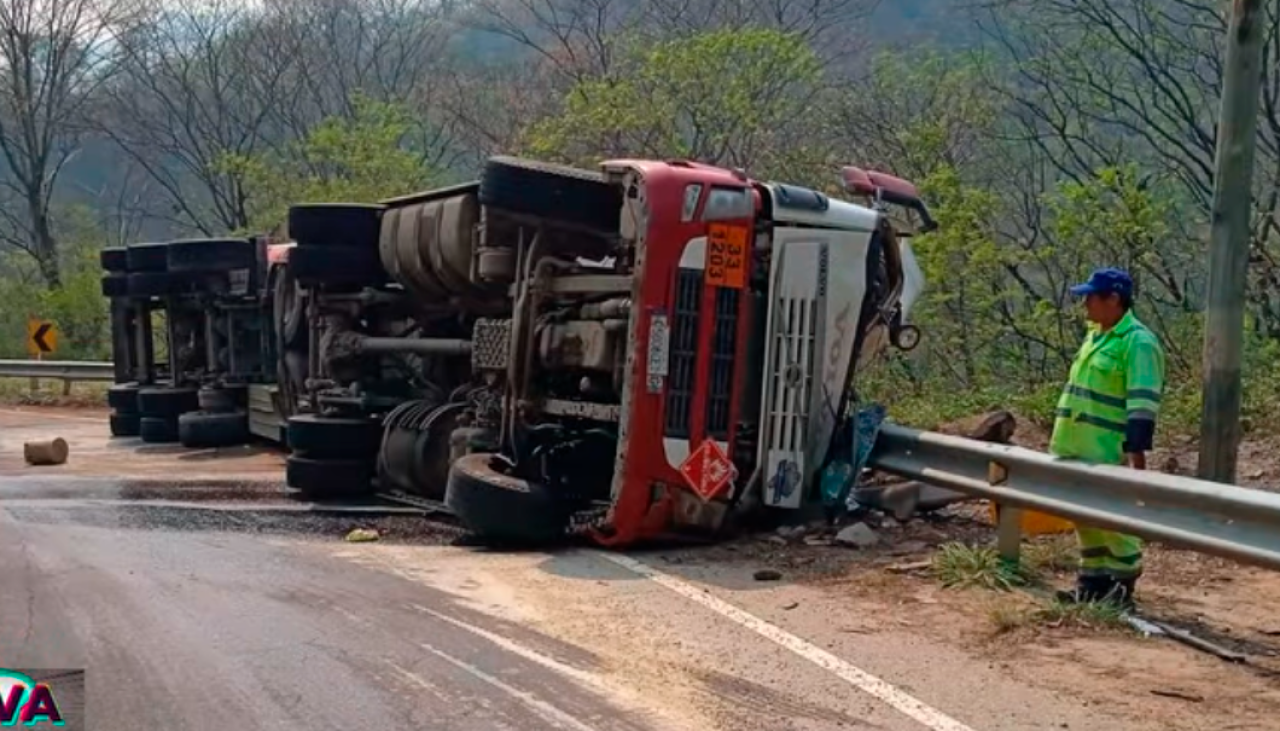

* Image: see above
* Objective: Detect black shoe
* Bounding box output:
[1055,576,1136,611]
[1110,578,1138,611]
[1055,576,1116,604]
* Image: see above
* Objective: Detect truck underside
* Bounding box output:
[101,156,929,547]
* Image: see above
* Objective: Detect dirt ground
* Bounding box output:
[648,412,1280,731]
[650,513,1280,730]
[0,405,286,479]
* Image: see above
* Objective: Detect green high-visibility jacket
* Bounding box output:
[1050,310,1165,465]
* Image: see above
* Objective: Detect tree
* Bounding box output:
[0,0,142,287]
[100,0,454,235]
[100,0,286,234]
[523,27,826,178]
[977,0,1280,335]
[218,95,433,233]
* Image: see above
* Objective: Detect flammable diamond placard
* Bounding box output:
[678,440,736,502]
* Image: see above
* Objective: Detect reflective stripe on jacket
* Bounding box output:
[1049,310,1165,465]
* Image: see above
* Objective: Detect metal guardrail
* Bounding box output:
[871,423,1280,572]
[0,359,116,382]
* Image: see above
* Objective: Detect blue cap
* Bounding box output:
[1069,267,1133,298]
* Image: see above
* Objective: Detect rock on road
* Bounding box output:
[0,406,1154,731]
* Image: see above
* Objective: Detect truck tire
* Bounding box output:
[444,453,571,544]
[286,455,374,500]
[101,273,129,298]
[289,246,386,287]
[197,385,245,413]
[107,383,141,413]
[127,272,202,297]
[127,272,170,297]
[101,247,128,272]
[286,414,383,459]
[166,238,256,273]
[179,410,250,448]
[137,387,199,418]
[288,204,384,249]
[109,412,141,437]
[126,242,169,273]
[139,416,180,443]
[478,156,621,232]
[273,265,307,348]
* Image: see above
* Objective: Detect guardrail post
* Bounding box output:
[987,460,1022,565]
[996,505,1023,565]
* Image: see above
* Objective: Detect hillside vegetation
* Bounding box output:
[2,0,1278,440]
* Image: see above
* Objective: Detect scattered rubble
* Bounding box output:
[834,522,880,548]
[934,410,1018,443]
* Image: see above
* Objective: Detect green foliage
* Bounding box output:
[0,206,113,361]
[932,542,1035,591]
[218,94,433,233]
[524,28,826,178]
[842,50,1002,181]
[865,160,1228,438]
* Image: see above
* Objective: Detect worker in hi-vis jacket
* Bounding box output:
[1049,267,1165,609]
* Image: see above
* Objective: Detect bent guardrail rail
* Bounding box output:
[870,423,1280,571]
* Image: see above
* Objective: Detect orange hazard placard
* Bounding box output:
[705,223,749,290]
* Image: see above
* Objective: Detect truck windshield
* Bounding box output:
[702,186,752,221]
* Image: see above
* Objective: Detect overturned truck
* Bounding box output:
[266,157,930,545]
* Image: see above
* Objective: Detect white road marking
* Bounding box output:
[331,605,373,628]
[410,604,603,689]
[596,552,979,731]
[417,641,601,731]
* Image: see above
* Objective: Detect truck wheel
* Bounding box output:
[126,272,170,297]
[179,410,250,448]
[478,156,621,232]
[197,385,245,413]
[109,412,141,437]
[289,247,386,287]
[286,414,383,460]
[139,416,180,443]
[126,242,169,272]
[127,272,201,297]
[137,387,199,418]
[101,247,128,272]
[288,204,384,249]
[286,455,373,500]
[273,265,307,348]
[444,453,571,545]
[166,238,256,273]
[101,273,129,298]
[107,383,141,413]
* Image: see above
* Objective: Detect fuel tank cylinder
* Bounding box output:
[379,192,493,303]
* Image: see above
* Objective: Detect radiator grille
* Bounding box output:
[664,268,703,438]
[767,296,818,457]
[705,287,740,440]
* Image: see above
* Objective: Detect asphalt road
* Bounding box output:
[0,487,660,731]
[0,407,1153,731]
